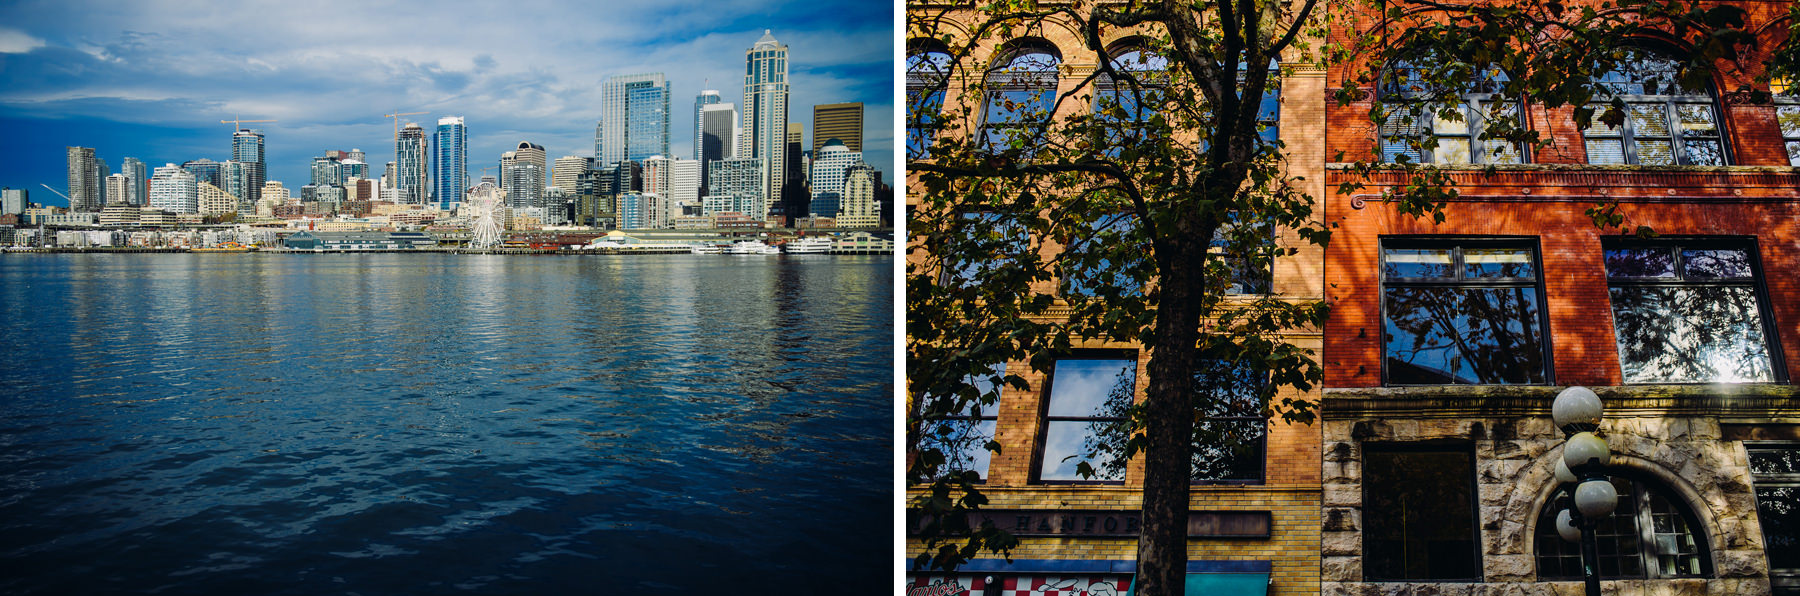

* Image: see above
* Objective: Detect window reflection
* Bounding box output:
[1605,242,1774,383]
[1382,242,1548,385]
[917,362,1006,482]
[1039,357,1136,482]
[1190,360,1267,483]
[1582,47,1726,165]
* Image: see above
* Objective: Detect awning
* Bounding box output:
[1183,571,1270,595]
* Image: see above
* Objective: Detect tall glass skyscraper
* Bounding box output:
[739,30,789,219]
[396,122,428,205]
[694,90,722,162]
[232,129,265,205]
[597,73,670,166]
[433,116,467,210]
[121,157,148,207]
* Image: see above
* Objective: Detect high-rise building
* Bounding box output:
[598,74,671,166]
[812,102,864,153]
[694,89,722,161]
[310,156,343,188]
[104,174,129,207]
[807,139,864,218]
[121,157,147,207]
[347,148,365,163]
[232,129,266,205]
[341,159,368,183]
[220,161,251,212]
[503,141,547,208]
[836,163,878,228]
[183,158,223,188]
[396,122,429,204]
[65,147,100,212]
[779,124,808,221]
[92,158,110,206]
[551,156,593,193]
[197,182,237,216]
[739,31,789,218]
[1,187,26,215]
[383,162,397,187]
[617,192,658,229]
[260,181,290,205]
[149,164,198,214]
[699,102,737,192]
[433,116,467,209]
[704,157,765,217]
[644,156,701,226]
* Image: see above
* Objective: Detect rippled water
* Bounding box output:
[0,253,893,594]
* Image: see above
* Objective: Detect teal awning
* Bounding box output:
[1183,572,1269,595]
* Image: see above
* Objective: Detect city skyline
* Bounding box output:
[0,0,894,208]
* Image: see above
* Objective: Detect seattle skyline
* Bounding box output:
[0,0,894,208]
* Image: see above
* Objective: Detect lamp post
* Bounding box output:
[1551,386,1614,596]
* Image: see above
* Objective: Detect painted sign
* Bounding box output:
[908,509,1271,539]
[905,574,1131,596]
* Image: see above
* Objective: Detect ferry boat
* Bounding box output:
[728,240,777,255]
[689,243,725,254]
[784,237,833,254]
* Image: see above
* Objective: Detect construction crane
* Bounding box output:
[220,116,277,131]
[384,111,428,141]
[38,183,72,203]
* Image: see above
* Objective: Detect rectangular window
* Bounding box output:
[916,362,1005,482]
[1604,240,1777,383]
[1363,447,1482,581]
[1777,104,1800,166]
[940,211,1029,289]
[1381,239,1550,385]
[1190,360,1267,483]
[1037,355,1136,483]
[1060,214,1141,298]
[1382,101,1523,165]
[1749,446,1800,596]
[1213,216,1273,295]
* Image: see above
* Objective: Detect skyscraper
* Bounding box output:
[105,174,129,207]
[220,161,250,212]
[504,142,547,209]
[807,138,864,218]
[812,102,865,153]
[739,30,789,218]
[121,157,148,207]
[599,74,671,166]
[149,164,198,214]
[232,129,266,205]
[1,188,25,216]
[396,122,428,205]
[183,158,223,188]
[704,157,764,217]
[699,102,737,193]
[694,90,722,161]
[551,156,593,193]
[433,116,467,209]
[91,157,110,207]
[311,156,344,188]
[65,147,100,212]
[644,156,701,226]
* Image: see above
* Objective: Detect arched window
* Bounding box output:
[1535,475,1712,579]
[1092,47,1168,158]
[906,44,953,159]
[1772,77,1800,166]
[983,43,1061,154]
[1379,59,1524,165]
[1583,46,1728,165]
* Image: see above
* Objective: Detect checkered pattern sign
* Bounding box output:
[904,574,1131,596]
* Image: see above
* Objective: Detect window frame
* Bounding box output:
[914,362,1007,484]
[982,44,1061,155]
[938,210,1031,289]
[1581,47,1730,166]
[1361,443,1485,582]
[1747,443,1800,596]
[906,46,953,160]
[1602,236,1785,384]
[1775,100,1800,167]
[1534,475,1714,580]
[1378,236,1555,386]
[1377,61,1528,165]
[1188,359,1269,485]
[1033,351,1137,485]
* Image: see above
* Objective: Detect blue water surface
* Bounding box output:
[0,253,893,594]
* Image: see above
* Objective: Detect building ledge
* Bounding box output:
[1322,384,1799,420]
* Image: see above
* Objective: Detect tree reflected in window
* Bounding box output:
[1189,360,1267,483]
[1583,47,1727,166]
[1605,242,1775,383]
[907,49,953,159]
[917,362,1006,482]
[1038,356,1136,482]
[1749,446,1800,592]
[1382,241,1548,385]
[984,45,1060,155]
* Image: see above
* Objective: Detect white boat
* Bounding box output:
[689,243,724,254]
[785,237,833,254]
[728,240,774,254]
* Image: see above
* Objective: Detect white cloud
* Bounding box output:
[0,28,46,54]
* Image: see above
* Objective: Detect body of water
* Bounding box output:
[0,253,892,594]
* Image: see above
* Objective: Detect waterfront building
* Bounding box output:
[433,116,467,210]
[704,157,764,217]
[182,158,223,188]
[104,174,129,207]
[836,164,877,228]
[739,31,789,217]
[598,73,671,166]
[644,156,700,227]
[232,129,266,205]
[99,204,140,226]
[148,164,198,214]
[121,157,147,206]
[197,182,237,216]
[617,192,658,230]
[550,156,592,193]
[65,146,100,212]
[396,122,429,204]
[699,102,737,192]
[806,139,862,218]
[1,187,25,215]
[812,102,864,153]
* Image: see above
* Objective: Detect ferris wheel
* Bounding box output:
[465,183,505,249]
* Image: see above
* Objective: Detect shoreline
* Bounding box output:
[0,247,893,255]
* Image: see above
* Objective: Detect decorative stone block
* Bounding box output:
[1321,556,1361,582]
[1486,554,1535,581]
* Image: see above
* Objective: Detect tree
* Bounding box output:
[905,0,1785,594]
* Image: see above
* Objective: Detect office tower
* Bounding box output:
[66,147,100,212]
[704,157,764,217]
[694,90,722,161]
[812,102,865,152]
[778,124,808,221]
[311,156,343,188]
[149,164,198,214]
[396,122,429,204]
[644,156,700,225]
[341,159,368,183]
[836,163,877,227]
[183,158,223,188]
[433,116,467,209]
[383,162,397,187]
[699,102,737,192]
[121,158,147,206]
[551,156,592,193]
[105,174,129,206]
[502,142,547,208]
[598,74,671,166]
[739,30,789,217]
[260,181,290,205]
[232,129,266,205]
[1,188,26,215]
[499,151,516,190]
[93,158,110,206]
[807,139,863,217]
[197,182,237,216]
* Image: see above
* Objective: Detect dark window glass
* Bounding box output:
[1363,448,1481,581]
[1604,241,1775,383]
[1582,47,1727,166]
[1213,213,1274,294]
[1060,214,1142,298]
[1535,476,1711,579]
[1776,104,1800,166]
[1382,241,1549,385]
[1750,446,1800,595]
[1038,356,1135,482]
[1093,49,1167,159]
[1190,360,1266,483]
[916,362,1006,482]
[984,48,1059,154]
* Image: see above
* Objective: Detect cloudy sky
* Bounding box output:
[0,0,895,206]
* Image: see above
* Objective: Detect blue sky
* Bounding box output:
[0,0,895,207]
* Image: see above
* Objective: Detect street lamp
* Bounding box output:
[1552,386,1615,596]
